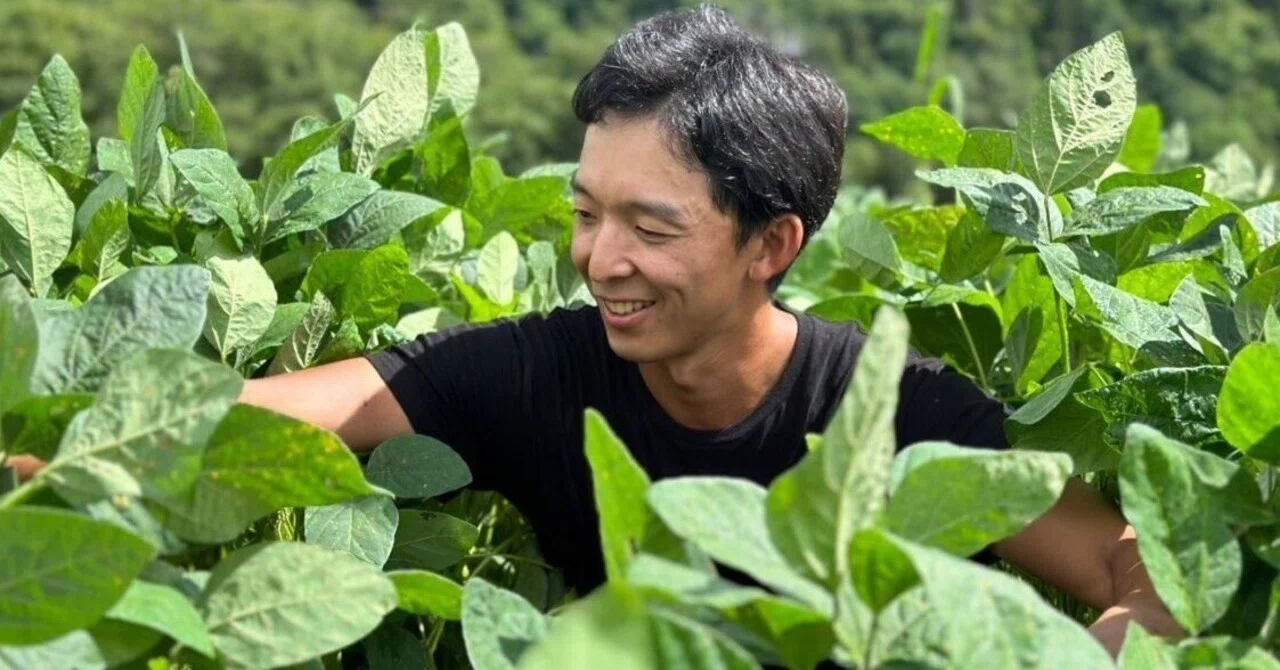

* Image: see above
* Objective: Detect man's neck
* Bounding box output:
[638,301,799,431]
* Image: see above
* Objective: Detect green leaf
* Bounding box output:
[462,577,548,670]
[1001,256,1063,392]
[198,542,398,669]
[649,477,831,613]
[905,286,1003,380]
[1076,366,1225,447]
[385,509,479,571]
[267,291,335,374]
[881,205,962,273]
[1235,267,1280,343]
[117,45,159,144]
[1061,186,1204,238]
[72,199,131,282]
[955,128,1016,171]
[918,167,1058,242]
[477,231,520,305]
[1073,275,1185,355]
[838,212,901,285]
[305,496,399,568]
[1245,202,1280,251]
[584,409,656,583]
[416,99,472,205]
[467,174,573,244]
[163,66,226,151]
[515,587,653,670]
[366,434,472,499]
[14,55,91,176]
[388,570,463,620]
[0,278,38,419]
[765,307,910,590]
[1,394,92,460]
[0,622,160,670]
[940,210,1004,283]
[0,507,152,645]
[353,28,430,175]
[847,528,920,614]
[425,23,481,120]
[129,79,166,201]
[860,105,965,166]
[1099,166,1205,195]
[156,404,380,543]
[646,608,761,670]
[327,189,444,250]
[1117,621,1177,669]
[302,246,411,331]
[259,114,360,218]
[0,148,74,296]
[170,149,257,243]
[1118,424,1241,633]
[202,255,277,361]
[106,580,215,658]
[1005,370,1119,474]
[883,442,1071,556]
[1015,32,1137,194]
[1218,343,1280,464]
[40,349,241,508]
[267,171,379,243]
[363,623,426,670]
[1118,104,1163,173]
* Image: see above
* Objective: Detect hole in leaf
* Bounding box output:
[1093,91,1112,107]
[1102,70,1115,83]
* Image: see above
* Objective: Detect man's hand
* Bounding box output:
[994,478,1185,657]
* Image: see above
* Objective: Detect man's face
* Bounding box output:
[570,115,763,363]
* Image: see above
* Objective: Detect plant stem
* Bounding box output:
[0,477,45,510]
[950,302,990,389]
[1056,295,1072,375]
[863,613,880,670]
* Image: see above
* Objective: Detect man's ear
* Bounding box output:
[748,213,805,283]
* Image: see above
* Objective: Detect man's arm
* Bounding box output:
[993,477,1186,655]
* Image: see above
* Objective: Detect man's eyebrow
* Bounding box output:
[570,173,688,229]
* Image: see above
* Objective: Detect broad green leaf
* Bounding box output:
[647,608,761,670]
[1005,371,1118,474]
[388,570,463,620]
[1015,32,1137,195]
[883,442,1071,556]
[838,212,900,285]
[327,189,444,250]
[163,65,226,151]
[1035,241,1116,308]
[416,99,472,205]
[1061,186,1203,238]
[0,148,74,296]
[302,246,411,330]
[366,434,472,499]
[1001,256,1062,392]
[1218,343,1280,464]
[463,577,549,670]
[1204,144,1265,202]
[477,231,520,305]
[198,542,397,669]
[117,45,159,144]
[467,175,574,244]
[353,28,430,175]
[1119,424,1241,633]
[385,510,479,571]
[363,624,426,670]
[1118,621,1177,669]
[40,349,241,508]
[0,278,38,419]
[956,128,1016,171]
[1099,166,1205,195]
[267,171,379,243]
[1076,366,1225,447]
[838,537,1113,669]
[426,23,481,120]
[14,55,90,176]
[129,80,166,201]
[765,307,910,590]
[95,138,132,181]
[1235,267,1280,343]
[1,394,92,460]
[0,507,152,645]
[905,285,1003,379]
[305,496,398,568]
[170,149,257,243]
[85,494,187,555]
[805,295,884,329]
[156,404,380,543]
[1073,275,1185,355]
[1118,104,1162,173]
[516,587,654,670]
[881,205,962,272]
[238,301,309,367]
[940,210,1004,283]
[918,167,1058,242]
[860,105,965,166]
[583,409,655,583]
[72,199,130,282]
[74,173,128,237]
[649,477,831,613]
[0,619,162,670]
[1169,277,1240,358]
[267,291,334,374]
[1245,202,1280,250]
[259,113,360,217]
[203,255,277,361]
[847,528,920,613]
[1174,637,1280,669]
[1116,260,1203,303]
[106,580,214,658]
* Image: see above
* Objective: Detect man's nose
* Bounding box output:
[586,219,636,284]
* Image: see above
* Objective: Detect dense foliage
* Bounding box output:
[2,16,1280,670]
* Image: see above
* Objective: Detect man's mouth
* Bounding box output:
[602,300,656,316]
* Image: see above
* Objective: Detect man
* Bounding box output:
[11,3,1180,658]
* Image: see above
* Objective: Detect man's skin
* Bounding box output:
[10,113,1184,655]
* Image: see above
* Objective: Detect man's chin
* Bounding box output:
[603,335,665,364]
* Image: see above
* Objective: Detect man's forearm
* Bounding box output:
[1090,525,1185,655]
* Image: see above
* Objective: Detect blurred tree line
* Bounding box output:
[3,0,1278,196]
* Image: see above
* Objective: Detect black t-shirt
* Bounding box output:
[364,302,1011,595]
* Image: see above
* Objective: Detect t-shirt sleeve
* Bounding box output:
[362,314,548,493]
[896,354,1014,450]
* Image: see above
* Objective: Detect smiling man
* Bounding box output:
[221,3,1180,657]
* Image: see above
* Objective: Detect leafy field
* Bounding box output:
[1,18,1279,670]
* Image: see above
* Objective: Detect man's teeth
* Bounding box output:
[605,300,654,315]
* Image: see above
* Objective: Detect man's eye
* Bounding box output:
[574,210,595,223]
[637,227,669,240]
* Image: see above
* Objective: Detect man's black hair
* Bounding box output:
[571,3,848,289]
